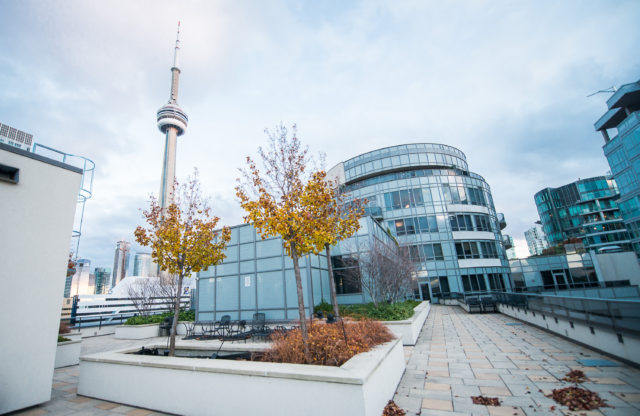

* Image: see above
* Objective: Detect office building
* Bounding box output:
[134,252,153,276]
[196,216,399,320]
[112,241,131,287]
[133,252,154,277]
[328,143,512,302]
[94,267,111,294]
[524,221,549,256]
[69,258,94,296]
[534,176,630,252]
[509,250,640,296]
[594,79,640,255]
[0,122,33,152]
[504,235,517,259]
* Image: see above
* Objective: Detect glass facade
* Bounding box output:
[196,217,399,319]
[509,254,599,291]
[595,79,640,255]
[330,143,511,302]
[196,224,330,321]
[534,176,631,251]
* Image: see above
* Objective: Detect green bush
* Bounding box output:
[313,299,421,321]
[124,309,196,326]
[57,335,71,343]
[313,300,334,315]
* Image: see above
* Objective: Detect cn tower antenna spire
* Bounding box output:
[173,21,181,70]
[157,22,189,211]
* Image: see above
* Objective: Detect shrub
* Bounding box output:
[124,309,195,325]
[257,319,394,366]
[338,300,421,321]
[314,300,334,315]
[59,320,71,334]
[57,336,71,343]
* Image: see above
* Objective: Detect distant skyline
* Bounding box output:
[2,1,639,268]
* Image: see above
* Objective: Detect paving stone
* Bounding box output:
[425,382,451,391]
[480,386,512,396]
[487,406,526,416]
[422,398,454,411]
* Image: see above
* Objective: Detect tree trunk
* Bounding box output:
[168,273,183,357]
[291,243,310,363]
[325,243,339,317]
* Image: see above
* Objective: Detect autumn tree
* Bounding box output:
[301,171,364,317]
[135,170,231,356]
[236,124,318,362]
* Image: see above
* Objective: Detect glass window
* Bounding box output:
[239,243,254,261]
[216,276,239,310]
[257,271,284,309]
[256,239,282,257]
[257,256,282,272]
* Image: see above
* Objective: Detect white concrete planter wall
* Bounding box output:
[79,338,405,416]
[55,340,81,368]
[176,321,191,336]
[114,324,160,340]
[383,301,430,345]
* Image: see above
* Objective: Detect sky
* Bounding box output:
[2,0,639,270]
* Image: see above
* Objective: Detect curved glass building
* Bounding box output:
[328,143,511,302]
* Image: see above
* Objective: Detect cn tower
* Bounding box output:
[157,22,188,210]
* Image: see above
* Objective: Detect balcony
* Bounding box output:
[502,234,513,249]
[497,213,506,230]
[607,80,640,109]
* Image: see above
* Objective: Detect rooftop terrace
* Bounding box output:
[12,305,640,415]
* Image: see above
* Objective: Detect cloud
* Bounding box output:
[2,0,639,268]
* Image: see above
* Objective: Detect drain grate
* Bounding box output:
[505,322,523,326]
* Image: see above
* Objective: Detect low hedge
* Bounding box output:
[58,335,71,343]
[314,300,421,321]
[124,309,195,326]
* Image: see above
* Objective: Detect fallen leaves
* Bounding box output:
[547,387,608,411]
[562,369,588,384]
[382,400,406,416]
[471,396,501,406]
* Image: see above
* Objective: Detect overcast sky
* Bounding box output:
[2,0,639,269]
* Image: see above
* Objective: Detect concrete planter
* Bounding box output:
[79,338,405,416]
[55,339,81,368]
[114,324,160,340]
[383,301,430,345]
[176,321,192,336]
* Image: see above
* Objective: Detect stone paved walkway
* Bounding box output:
[394,305,640,416]
[10,306,640,415]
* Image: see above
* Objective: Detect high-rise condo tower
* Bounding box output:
[157,23,188,210]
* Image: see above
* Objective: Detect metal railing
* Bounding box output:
[485,291,640,334]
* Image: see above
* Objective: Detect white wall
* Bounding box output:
[592,252,640,285]
[0,145,81,413]
[498,304,640,365]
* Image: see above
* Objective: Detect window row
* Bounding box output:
[442,184,488,206]
[383,188,430,210]
[449,214,494,232]
[455,240,500,259]
[407,243,444,261]
[387,215,438,236]
[461,274,487,292]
